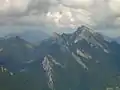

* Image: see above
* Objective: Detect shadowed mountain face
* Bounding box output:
[0,25,120,90]
[114,37,120,44]
[0,36,36,71]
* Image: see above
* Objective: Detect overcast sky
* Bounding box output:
[0,0,120,37]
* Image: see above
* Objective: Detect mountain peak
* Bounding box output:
[49,25,108,51]
[4,35,22,41]
[77,25,90,31]
[69,25,95,44]
[75,25,94,35]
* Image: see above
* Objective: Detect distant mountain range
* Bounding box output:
[0,25,120,90]
[6,30,50,43]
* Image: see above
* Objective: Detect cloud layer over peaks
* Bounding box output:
[0,0,120,36]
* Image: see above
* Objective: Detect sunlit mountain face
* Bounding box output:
[0,26,120,90]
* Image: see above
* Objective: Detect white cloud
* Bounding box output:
[109,0,120,14]
[0,0,120,37]
[61,0,93,9]
[0,0,29,14]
